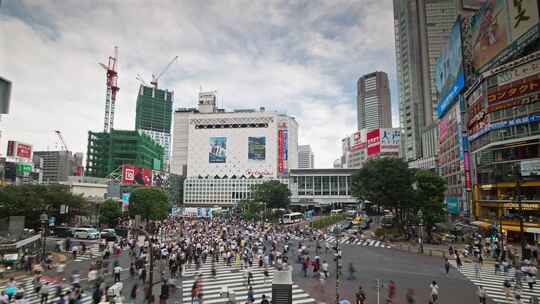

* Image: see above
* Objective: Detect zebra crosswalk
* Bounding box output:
[452,261,540,303]
[73,245,101,262]
[322,235,392,248]
[291,235,391,248]
[0,276,92,304]
[181,261,317,304]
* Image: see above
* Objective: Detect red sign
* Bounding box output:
[277,130,284,173]
[487,76,540,105]
[367,129,381,156]
[487,91,540,112]
[122,165,152,186]
[16,143,32,159]
[6,141,32,160]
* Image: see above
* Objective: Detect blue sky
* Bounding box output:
[0,0,398,167]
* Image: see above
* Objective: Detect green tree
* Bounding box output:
[413,170,447,241]
[99,199,122,227]
[351,158,415,224]
[252,180,291,210]
[128,187,169,221]
[237,199,264,220]
[0,184,89,229]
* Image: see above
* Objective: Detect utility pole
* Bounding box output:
[515,165,526,259]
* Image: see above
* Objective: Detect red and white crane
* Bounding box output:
[99,47,120,133]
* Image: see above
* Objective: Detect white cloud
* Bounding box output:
[0,0,396,168]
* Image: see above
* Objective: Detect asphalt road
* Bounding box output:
[288,238,493,304]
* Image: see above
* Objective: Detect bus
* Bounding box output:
[282,212,304,224]
[330,209,343,215]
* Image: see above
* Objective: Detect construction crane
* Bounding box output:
[54,130,68,151]
[136,56,178,89]
[99,47,120,133]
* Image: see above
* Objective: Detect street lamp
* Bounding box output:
[40,212,48,262]
[417,210,424,254]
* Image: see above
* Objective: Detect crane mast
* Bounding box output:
[99,47,120,132]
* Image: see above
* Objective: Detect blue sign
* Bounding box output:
[48,216,55,227]
[469,113,540,141]
[446,197,460,214]
[435,19,465,118]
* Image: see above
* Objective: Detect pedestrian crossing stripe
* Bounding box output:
[318,236,392,248]
[451,261,540,304]
[73,245,101,262]
[181,261,316,304]
[0,276,92,304]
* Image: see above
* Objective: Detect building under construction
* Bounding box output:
[135,85,173,165]
[85,129,163,178]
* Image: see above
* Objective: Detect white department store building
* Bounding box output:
[171,92,298,207]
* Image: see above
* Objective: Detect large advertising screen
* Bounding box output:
[209,137,227,163]
[367,129,381,156]
[122,165,152,186]
[248,137,266,161]
[436,19,465,118]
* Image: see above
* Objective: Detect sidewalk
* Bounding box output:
[0,252,69,285]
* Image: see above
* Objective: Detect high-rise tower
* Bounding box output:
[357,71,392,131]
[393,0,458,165]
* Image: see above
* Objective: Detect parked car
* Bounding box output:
[51,226,73,238]
[72,228,100,239]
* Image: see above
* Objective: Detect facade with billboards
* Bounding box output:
[175,108,299,207]
[435,18,470,216]
[466,50,540,240]
[366,128,401,158]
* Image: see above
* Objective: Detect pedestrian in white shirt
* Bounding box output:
[430,281,439,303]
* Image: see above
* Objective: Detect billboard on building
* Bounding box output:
[351,130,367,151]
[6,141,32,160]
[507,0,539,41]
[278,130,285,173]
[248,137,266,161]
[470,0,540,73]
[436,19,465,118]
[367,129,381,156]
[446,197,460,214]
[121,165,152,186]
[470,0,511,72]
[152,170,169,187]
[379,129,400,153]
[438,115,450,144]
[209,137,227,163]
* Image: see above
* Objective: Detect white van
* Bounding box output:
[72,227,100,239]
